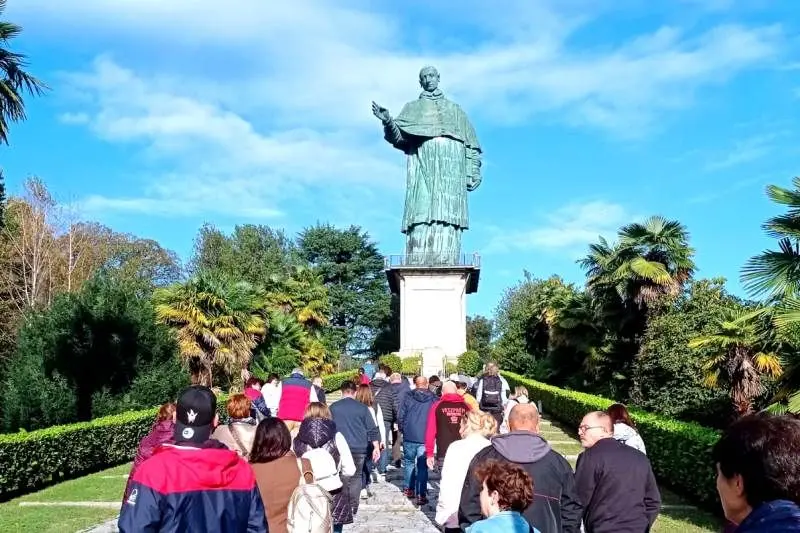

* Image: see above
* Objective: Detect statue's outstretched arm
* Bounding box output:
[383,119,407,149]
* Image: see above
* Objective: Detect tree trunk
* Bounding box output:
[76,387,93,421]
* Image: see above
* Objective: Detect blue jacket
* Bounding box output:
[398,388,437,443]
[467,511,538,533]
[736,499,800,532]
[118,441,267,533]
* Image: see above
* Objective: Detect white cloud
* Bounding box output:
[484,201,635,255]
[703,131,789,171]
[58,112,89,125]
[13,0,786,219]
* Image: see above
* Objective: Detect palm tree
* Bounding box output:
[1,0,48,145]
[741,177,800,413]
[153,274,267,386]
[689,307,783,416]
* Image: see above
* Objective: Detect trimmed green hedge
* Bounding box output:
[502,372,721,507]
[0,372,355,499]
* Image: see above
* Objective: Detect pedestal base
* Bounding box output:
[386,264,480,376]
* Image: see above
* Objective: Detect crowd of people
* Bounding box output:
[116,361,800,533]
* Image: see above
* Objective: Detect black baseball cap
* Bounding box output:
[174,385,217,443]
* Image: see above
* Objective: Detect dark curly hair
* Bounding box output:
[712,413,800,507]
[475,460,534,512]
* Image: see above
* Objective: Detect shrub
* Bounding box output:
[457,350,482,376]
[321,370,357,392]
[0,391,230,500]
[401,355,421,376]
[379,354,402,375]
[502,371,721,508]
[444,362,458,375]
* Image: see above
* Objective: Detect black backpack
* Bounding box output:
[480,375,503,410]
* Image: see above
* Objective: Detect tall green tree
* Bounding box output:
[190,223,295,282]
[578,216,696,397]
[3,271,178,425]
[466,315,493,356]
[297,224,390,356]
[0,0,47,145]
[153,274,268,387]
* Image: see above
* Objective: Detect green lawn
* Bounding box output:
[0,463,130,533]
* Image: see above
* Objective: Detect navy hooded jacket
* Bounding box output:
[735,499,800,532]
[398,388,437,443]
[118,441,267,532]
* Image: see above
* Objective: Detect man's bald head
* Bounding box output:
[508,403,540,433]
[415,376,429,389]
[442,381,457,395]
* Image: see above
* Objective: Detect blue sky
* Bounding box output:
[2,0,799,318]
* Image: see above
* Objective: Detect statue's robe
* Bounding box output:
[383,89,482,265]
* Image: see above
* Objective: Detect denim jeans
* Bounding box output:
[402,441,428,496]
[378,421,392,473]
[362,442,374,488]
[347,452,367,516]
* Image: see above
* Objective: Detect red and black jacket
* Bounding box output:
[118,441,267,533]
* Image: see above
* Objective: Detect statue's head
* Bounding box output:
[418,66,440,92]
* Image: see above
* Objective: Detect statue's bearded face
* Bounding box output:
[419,67,440,92]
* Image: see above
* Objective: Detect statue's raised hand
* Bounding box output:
[372,101,391,123]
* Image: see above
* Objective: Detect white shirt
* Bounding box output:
[335,432,357,476]
[261,382,281,415]
[367,404,387,445]
[435,434,492,528]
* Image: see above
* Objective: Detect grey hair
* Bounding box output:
[419,65,440,80]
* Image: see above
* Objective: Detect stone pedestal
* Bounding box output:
[385,258,480,376]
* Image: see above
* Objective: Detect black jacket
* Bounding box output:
[575,438,661,533]
[370,378,397,424]
[459,432,582,533]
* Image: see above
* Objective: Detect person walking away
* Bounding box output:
[466,460,541,533]
[475,363,509,426]
[355,384,387,498]
[370,370,397,478]
[425,381,470,472]
[459,403,582,533]
[212,394,258,461]
[575,411,660,533]
[278,368,318,435]
[358,367,371,385]
[262,373,282,417]
[250,418,314,533]
[118,386,267,532]
[244,377,271,421]
[436,410,497,532]
[713,413,800,532]
[294,402,357,533]
[500,386,530,434]
[312,376,327,405]
[390,372,411,468]
[398,375,438,506]
[122,402,175,503]
[429,375,443,397]
[330,381,381,517]
[457,380,479,411]
[606,403,646,455]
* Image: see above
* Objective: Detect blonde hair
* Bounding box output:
[304,402,332,420]
[513,386,529,399]
[461,410,498,438]
[355,384,375,407]
[485,363,499,376]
